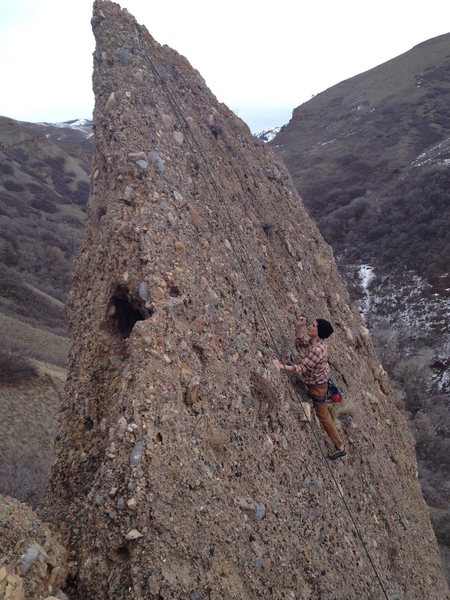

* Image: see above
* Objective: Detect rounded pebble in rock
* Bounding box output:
[116,497,125,511]
[133,321,145,333]
[130,441,143,466]
[117,49,132,64]
[161,113,173,129]
[138,281,149,302]
[123,186,133,201]
[310,478,324,492]
[136,160,148,171]
[18,544,42,574]
[255,502,266,521]
[105,92,116,111]
[165,297,184,315]
[127,497,137,510]
[147,150,165,172]
[173,131,184,145]
[117,416,127,436]
[173,190,184,205]
[125,529,143,540]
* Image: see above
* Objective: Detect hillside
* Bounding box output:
[0,115,91,330]
[271,32,450,580]
[42,2,449,598]
[272,33,450,287]
[0,116,92,504]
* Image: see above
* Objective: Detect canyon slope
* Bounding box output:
[0,116,91,505]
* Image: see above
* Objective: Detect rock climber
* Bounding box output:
[273,315,346,460]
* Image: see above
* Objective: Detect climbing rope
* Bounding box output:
[123,33,391,600]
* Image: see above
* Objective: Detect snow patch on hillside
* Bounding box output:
[359,267,450,393]
[359,264,375,315]
[256,127,281,143]
[411,136,450,167]
[41,119,93,138]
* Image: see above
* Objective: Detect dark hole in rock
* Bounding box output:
[62,573,78,596]
[169,285,180,297]
[109,284,153,339]
[209,124,222,139]
[85,417,94,431]
[108,544,131,565]
[193,343,206,364]
[338,412,353,428]
[262,222,275,237]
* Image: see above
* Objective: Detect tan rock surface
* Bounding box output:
[44,1,449,599]
[0,495,67,599]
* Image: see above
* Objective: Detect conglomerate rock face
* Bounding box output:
[45,1,449,598]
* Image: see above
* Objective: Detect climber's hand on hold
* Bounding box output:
[296,315,307,327]
[273,358,283,371]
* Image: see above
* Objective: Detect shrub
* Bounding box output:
[0,264,67,332]
[0,193,30,218]
[3,180,24,193]
[71,180,90,206]
[8,148,28,163]
[0,163,14,176]
[0,346,38,384]
[0,446,53,508]
[30,196,58,213]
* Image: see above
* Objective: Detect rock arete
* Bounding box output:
[45,2,450,599]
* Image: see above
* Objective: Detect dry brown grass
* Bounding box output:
[0,313,69,367]
[0,372,64,507]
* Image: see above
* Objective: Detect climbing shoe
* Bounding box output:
[327,447,346,460]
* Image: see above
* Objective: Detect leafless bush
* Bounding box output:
[0,344,38,384]
[414,400,450,476]
[30,196,58,213]
[0,447,53,508]
[0,163,13,176]
[71,180,90,207]
[0,264,66,332]
[435,513,450,546]
[3,180,24,192]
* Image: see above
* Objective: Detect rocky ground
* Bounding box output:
[0,494,67,600]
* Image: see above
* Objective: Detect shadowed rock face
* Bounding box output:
[44,1,449,599]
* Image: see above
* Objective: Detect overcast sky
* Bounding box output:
[0,0,449,132]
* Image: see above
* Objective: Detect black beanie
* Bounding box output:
[316,318,334,339]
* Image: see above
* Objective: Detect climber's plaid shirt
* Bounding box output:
[293,335,330,384]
